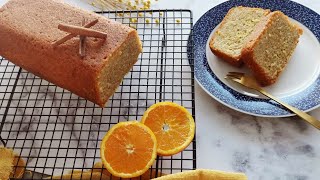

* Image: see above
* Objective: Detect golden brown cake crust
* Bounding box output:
[209,46,243,66]
[0,0,142,106]
[241,13,278,86]
[241,14,274,86]
[241,47,276,86]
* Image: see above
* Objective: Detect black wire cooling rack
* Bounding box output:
[0,9,195,179]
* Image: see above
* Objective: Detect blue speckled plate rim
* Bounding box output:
[188,0,320,117]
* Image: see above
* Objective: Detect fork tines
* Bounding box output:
[225,71,244,80]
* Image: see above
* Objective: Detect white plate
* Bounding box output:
[206,19,320,99]
[190,0,320,117]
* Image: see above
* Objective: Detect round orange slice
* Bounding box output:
[100,121,157,178]
[141,102,195,156]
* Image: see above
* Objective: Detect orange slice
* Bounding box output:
[100,121,157,178]
[141,102,195,156]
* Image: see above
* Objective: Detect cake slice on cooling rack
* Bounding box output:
[241,11,303,86]
[209,6,270,66]
[0,147,25,179]
[0,0,142,107]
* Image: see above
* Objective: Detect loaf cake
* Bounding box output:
[0,0,142,106]
[209,6,270,66]
[241,11,302,86]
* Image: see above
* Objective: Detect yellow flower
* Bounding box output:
[130,25,137,29]
[130,18,138,23]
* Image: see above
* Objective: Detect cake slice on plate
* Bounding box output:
[241,11,303,86]
[209,6,270,66]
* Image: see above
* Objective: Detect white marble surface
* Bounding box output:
[0,0,320,179]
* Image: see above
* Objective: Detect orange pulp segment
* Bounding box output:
[100,121,157,178]
[141,102,195,156]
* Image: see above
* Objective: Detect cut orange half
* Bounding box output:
[141,102,195,156]
[100,121,157,178]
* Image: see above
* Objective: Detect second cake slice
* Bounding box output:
[241,11,303,86]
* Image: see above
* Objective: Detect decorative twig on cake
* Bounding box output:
[52,19,98,47]
[79,18,86,58]
[53,18,107,57]
[58,23,108,38]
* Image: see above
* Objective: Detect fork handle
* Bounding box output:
[259,89,320,130]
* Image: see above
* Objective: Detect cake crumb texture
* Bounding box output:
[241,11,302,86]
[0,147,15,180]
[209,6,270,66]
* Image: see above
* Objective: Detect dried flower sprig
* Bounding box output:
[89,0,154,11]
[88,0,159,28]
[87,0,182,27]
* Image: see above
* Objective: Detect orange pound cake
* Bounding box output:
[209,6,270,66]
[241,11,302,86]
[0,0,142,106]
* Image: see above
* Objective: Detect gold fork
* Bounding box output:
[225,72,320,130]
